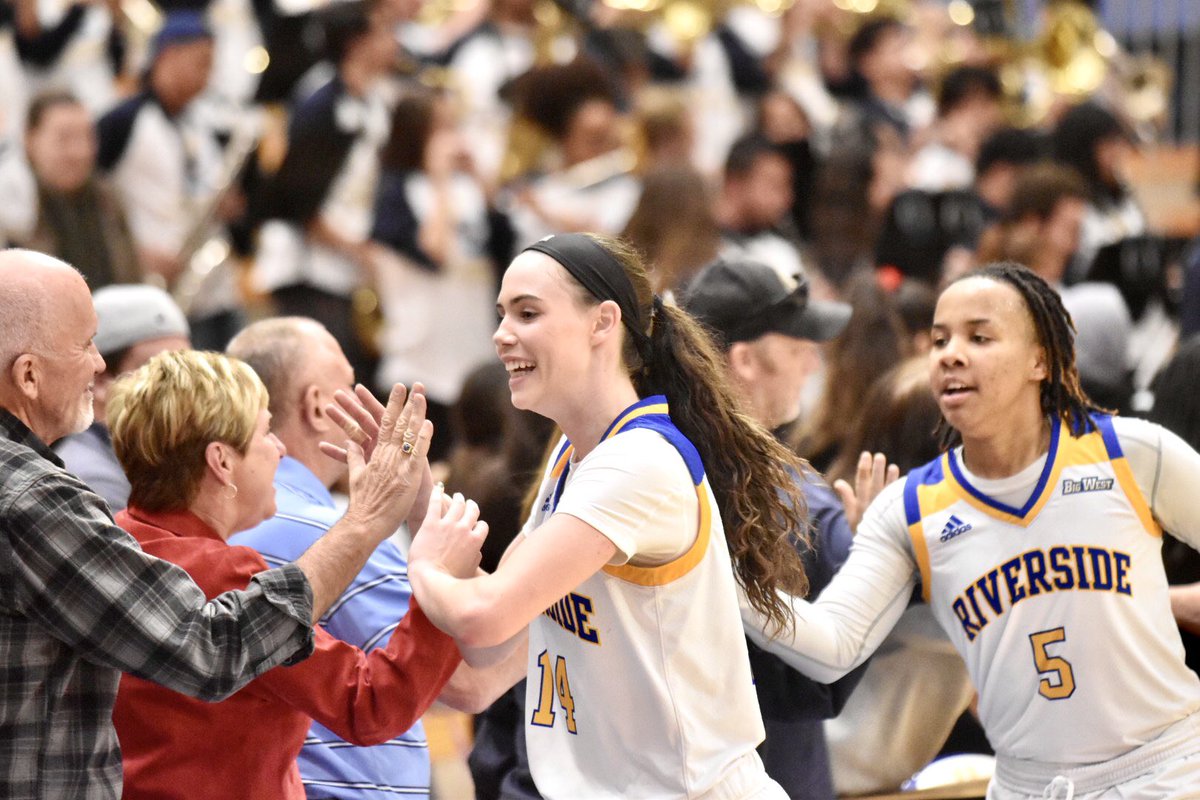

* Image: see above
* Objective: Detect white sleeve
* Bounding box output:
[553,429,696,566]
[740,479,918,683]
[1114,416,1200,550]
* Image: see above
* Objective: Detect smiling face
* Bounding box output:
[494,251,603,420]
[227,408,286,534]
[26,100,97,193]
[32,273,106,443]
[929,277,1047,441]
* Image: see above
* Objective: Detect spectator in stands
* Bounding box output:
[1051,101,1146,280]
[253,0,398,382]
[506,58,639,246]
[908,65,1003,191]
[977,163,1134,410]
[97,10,241,349]
[846,16,931,142]
[55,284,190,512]
[1,91,140,286]
[973,126,1044,222]
[754,88,819,243]
[621,165,722,294]
[679,255,864,799]
[438,0,571,183]
[11,0,123,119]
[371,88,511,456]
[715,134,806,283]
[793,272,911,472]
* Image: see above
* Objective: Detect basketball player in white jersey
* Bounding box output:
[335,233,812,799]
[743,263,1200,799]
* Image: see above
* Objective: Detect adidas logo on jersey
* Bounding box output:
[1062,476,1114,495]
[939,514,973,543]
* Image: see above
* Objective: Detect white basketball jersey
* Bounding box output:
[523,397,765,799]
[904,413,1200,763]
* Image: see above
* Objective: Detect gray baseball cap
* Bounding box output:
[92,284,190,356]
[679,257,851,346]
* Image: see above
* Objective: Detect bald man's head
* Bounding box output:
[227,317,354,487]
[0,250,105,443]
[0,250,67,367]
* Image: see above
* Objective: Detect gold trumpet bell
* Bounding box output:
[1039,0,1108,97]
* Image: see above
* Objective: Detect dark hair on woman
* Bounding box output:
[793,271,910,471]
[936,262,1105,449]
[1051,101,1131,205]
[620,166,721,293]
[828,356,942,486]
[936,65,1001,118]
[847,16,905,68]
[569,234,811,633]
[318,0,374,65]
[1148,334,1200,450]
[515,57,618,142]
[381,90,439,173]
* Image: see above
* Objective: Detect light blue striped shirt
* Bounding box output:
[230,457,430,799]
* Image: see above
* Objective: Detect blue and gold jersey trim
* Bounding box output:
[902,413,1160,602]
[546,395,712,587]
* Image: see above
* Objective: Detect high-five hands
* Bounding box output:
[330,383,435,542]
[410,485,489,579]
[833,451,900,533]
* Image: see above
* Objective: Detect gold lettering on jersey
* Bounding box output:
[952,546,1132,641]
[543,592,601,645]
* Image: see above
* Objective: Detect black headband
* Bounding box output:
[523,234,651,352]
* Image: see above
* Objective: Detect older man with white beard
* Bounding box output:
[0,249,440,800]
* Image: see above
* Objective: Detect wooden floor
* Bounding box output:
[426,706,476,799]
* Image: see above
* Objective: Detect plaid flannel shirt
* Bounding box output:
[0,410,316,799]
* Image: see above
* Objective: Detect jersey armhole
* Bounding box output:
[1093,414,1161,538]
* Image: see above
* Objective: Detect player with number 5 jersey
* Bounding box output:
[744,263,1200,799]
[405,233,812,799]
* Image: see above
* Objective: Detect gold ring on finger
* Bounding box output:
[403,430,416,442]
[401,441,415,455]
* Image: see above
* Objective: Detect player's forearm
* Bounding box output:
[1170,583,1200,636]
[741,531,917,683]
[409,563,521,648]
[438,631,528,713]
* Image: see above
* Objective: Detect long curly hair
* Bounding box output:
[573,234,811,634]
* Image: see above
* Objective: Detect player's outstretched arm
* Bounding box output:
[409,506,616,650]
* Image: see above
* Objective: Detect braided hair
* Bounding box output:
[936,262,1107,449]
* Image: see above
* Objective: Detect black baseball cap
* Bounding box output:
[680,257,852,347]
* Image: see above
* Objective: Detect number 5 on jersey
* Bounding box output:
[1029,627,1076,700]
[531,650,578,733]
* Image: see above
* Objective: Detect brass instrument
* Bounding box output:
[173,113,262,317]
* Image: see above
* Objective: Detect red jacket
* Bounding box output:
[112,507,461,800]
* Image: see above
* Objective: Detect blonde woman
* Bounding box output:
[106,351,466,800]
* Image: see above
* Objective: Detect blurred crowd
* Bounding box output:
[1,0,1197,427]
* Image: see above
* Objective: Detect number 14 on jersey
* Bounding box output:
[530,650,578,733]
